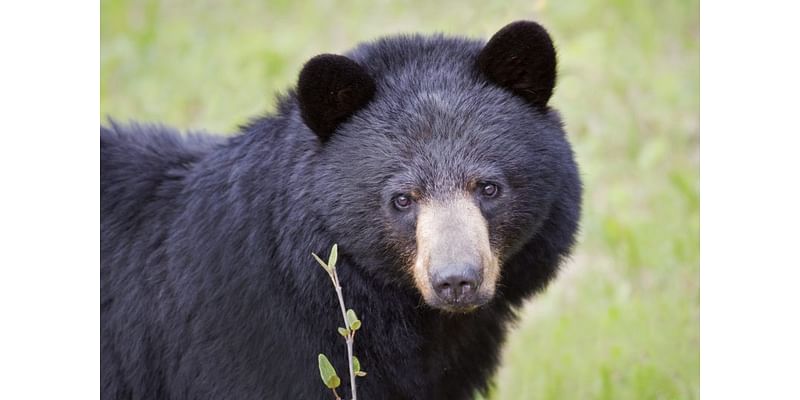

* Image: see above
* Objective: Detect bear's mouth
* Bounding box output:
[412,196,499,312]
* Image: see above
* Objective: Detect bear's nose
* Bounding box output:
[431,265,482,304]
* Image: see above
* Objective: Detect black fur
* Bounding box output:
[477,20,557,108]
[101,21,581,400]
[298,54,377,140]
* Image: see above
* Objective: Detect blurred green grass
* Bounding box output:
[101,0,699,398]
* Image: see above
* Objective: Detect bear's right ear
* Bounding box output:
[297,54,376,142]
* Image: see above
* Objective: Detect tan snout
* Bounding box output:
[413,197,499,312]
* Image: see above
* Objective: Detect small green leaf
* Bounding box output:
[328,244,338,270]
[352,356,361,373]
[355,371,367,377]
[346,309,361,331]
[318,354,340,389]
[350,319,361,331]
[312,252,331,273]
[338,327,350,337]
[326,375,341,389]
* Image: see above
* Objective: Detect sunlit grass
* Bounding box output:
[101,0,699,398]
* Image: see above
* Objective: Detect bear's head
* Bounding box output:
[301,21,577,313]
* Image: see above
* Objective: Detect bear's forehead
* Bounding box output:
[336,115,526,188]
[353,84,536,146]
[348,34,483,81]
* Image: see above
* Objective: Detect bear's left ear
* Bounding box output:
[297,54,376,142]
[477,21,557,109]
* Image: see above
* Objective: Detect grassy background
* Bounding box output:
[101,0,699,398]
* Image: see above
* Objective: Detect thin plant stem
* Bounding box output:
[329,268,357,400]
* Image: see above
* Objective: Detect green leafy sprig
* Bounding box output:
[313,244,366,400]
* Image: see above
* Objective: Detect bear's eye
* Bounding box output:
[393,194,413,210]
[480,182,499,198]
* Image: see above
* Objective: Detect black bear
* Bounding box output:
[101,21,582,399]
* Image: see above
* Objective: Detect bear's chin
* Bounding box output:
[436,304,482,314]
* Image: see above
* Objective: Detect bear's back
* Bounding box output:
[100,122,222,233]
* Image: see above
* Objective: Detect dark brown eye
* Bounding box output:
[393,194,412,210]
[481,183,499,198]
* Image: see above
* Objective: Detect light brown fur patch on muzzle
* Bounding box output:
[413,196,499,308]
